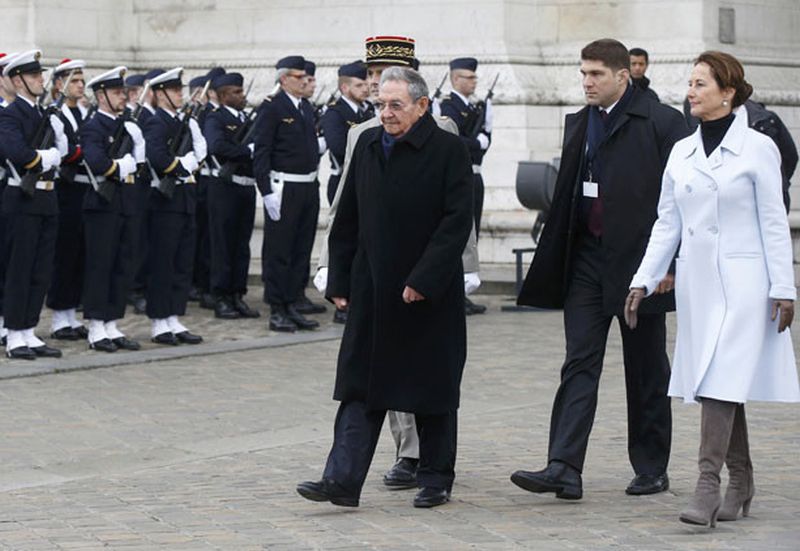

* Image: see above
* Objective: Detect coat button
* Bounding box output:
[688,227,694,236]
[709,182,718,191]
[708,225,718,234]
[685,184,692,193]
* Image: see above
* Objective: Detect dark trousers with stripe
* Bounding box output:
[145,211,195,319]
[261,181,319,306]
[208,179,255,297]
[322,400,457,495]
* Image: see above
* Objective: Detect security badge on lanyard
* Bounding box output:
[582,143,599,198]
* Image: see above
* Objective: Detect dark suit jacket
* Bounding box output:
[518,87,689,316]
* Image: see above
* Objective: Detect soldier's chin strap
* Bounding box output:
[19,74,39,104]
[162,88,180,115]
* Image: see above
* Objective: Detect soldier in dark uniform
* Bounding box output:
[0,51,20,345]
[127,68,163,315]
[142,67,205,345]
[439,57,490,316]
[80,66,144,352]
[0,50,67,359]
[253,55,322,332]
[204,72,260,319]
[46,58,92,341]
[192,66,225,309]
[320,61,370,206]
[629,48,660,102]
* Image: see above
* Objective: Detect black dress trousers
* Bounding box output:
[261,181,319,305]
[547,235,672,475]
[473,173,485,239]
[192,174,211,293]
[208,179,256,297]
[47,179,88,311]
[322,400,457,495]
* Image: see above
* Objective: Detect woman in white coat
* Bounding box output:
[625,51,799,528]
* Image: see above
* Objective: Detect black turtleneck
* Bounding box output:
[700,112,735,157]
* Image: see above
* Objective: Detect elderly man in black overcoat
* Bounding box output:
[510,39,689,500]
[296,66,473,509]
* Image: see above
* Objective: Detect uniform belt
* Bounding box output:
[472,164,482,175]
[7,179,55,191]
[231,175,255,186]
[73,174,98,184]
[269,170,318,184]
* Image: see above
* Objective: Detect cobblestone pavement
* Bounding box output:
[0,291,797,550]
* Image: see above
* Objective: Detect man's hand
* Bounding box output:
[654,274,674,294]
[402,286,425,304]
[332,297,348,309]
[772,299,795,332]
[624,287,646,330]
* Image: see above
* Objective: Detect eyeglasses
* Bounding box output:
[286,72,306,80]
[374,100,420,112]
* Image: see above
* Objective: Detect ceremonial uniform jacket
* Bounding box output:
[143,108,195,214]
[205,106,254,179]
[439,92,489,166]
[320,97,368,175]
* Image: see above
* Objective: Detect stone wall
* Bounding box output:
[4,0,800,263]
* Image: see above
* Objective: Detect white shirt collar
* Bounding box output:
[285,91,302,110]
[98,109,117,120]
[224,105,242,118]
[209,100,220,109]
[452,90,471,105]
[17,94,36,108]
[341,95,360,115]
[143,103,155,115]
[601,98,620,116]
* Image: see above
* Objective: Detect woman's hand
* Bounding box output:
[332,297,348,310]
[771,299,794,333]
[624,287,646,330]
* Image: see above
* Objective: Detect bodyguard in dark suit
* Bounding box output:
[0,50,66,359]
[253,55,322,332]
[80,66,144,353]
[204,72,260,320]
[320,61,370,206]
[46,58,91,341]
[510,39,689,499]
[297,67,473,509]
[142,68,205,346]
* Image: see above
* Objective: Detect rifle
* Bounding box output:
[432,72,448,101]
[465,73,499,139]
[19,69,76,197]
[157,80,210,198]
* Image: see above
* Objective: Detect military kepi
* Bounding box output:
[338,61,367,80]
[212,72,243,90]
[364,36,415,66]
[87,66,127,91]
[125,74,146,88]
[450,57,478,72]
[149,67,183,89]
[276,56,305,71]
[54,58,85,77]
[3,49,43,77]
[304,61,316,76]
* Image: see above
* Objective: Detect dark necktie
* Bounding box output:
[587,109,609,238]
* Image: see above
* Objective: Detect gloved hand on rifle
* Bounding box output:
[483,98,494,133]
[124,121,146,163]
[188,118,207,163]
[49,115,69,158]
[178,152,199,174]
[38,147,62,172]
[477,132,490,150]
[116,153,137,180]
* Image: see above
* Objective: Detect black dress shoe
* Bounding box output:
[510,461,583,500]
[465,297,487,316]
[112,337,141,351]
[233,295,260,318]
[333,308,348,325]
[6,346,37,360]
[214,298,241,319]
[296,478,359,507]
[269,307,297,333]
[293,295,327,315]
[31,344,63,358]
[175,331,203,345]
[188,287,202,302]
[286,304,320,330]
[74,325,89,340]
[626,473,669,495]
[199,293,216,310]
[413,487,451,508]
[152,332,178,346]
[89,338,118,353]
[383,457,419,489]
[51,327,81,340]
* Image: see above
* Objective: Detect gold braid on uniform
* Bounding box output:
[366,44,415,60]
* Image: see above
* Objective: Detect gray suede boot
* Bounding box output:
[679,398,737,528]
[717,404,754,521]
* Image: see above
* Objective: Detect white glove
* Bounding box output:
[188,118,207,162]
[484,98,494,133]
[38,147,62,172]
[431,98,442,117]
[178,152,199,174]
[248,143,255,158]
[317,136,327,155]
[124,122,146,163]
[263,192,281,221]
[313,267,329,294]
[477,132,490,151]
[49,115,68,157]
[116,154,137,179]
[464,272,481,295]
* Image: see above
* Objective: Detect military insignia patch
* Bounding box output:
[282,117,295,124]
[347,121,357,128]
[461,111,469,118]
[226,125,238,131]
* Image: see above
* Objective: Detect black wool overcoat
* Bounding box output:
[327,112,474,415]
[518,87,689,315]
